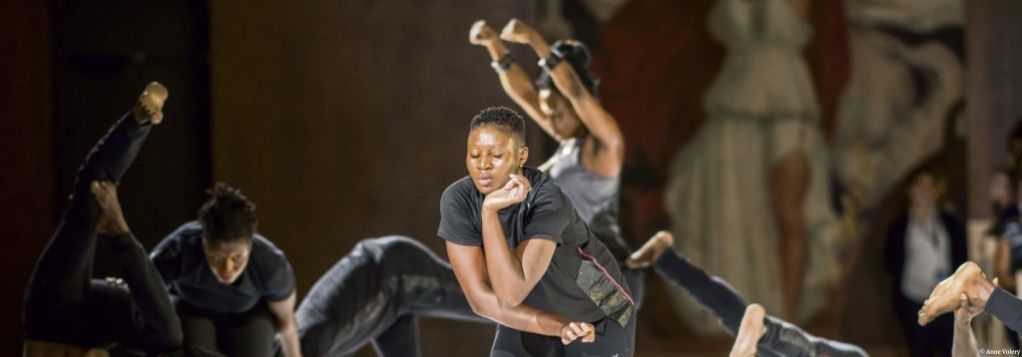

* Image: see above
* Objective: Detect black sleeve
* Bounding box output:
[149,234,182,285]
[438,183,482,246]
[985,287,1022,334]
[522,185,570,245]
[264,255,296,302]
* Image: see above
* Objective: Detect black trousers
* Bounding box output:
[23,113,182,353]
[489,311,636,357]
[654,249,867,357]
[295,236,487,357]
[177,298,276,357]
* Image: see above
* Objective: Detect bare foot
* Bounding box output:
[91,181,129,235]
[730,304,766,357]
[626,230,674,269]
[918,261,984,326]
[132,81,168,125]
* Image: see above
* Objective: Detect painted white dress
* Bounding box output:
[663,0,841,334]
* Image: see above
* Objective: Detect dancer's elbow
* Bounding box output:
[493,290,526,308]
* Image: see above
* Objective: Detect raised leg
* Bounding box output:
[24,83,166,344]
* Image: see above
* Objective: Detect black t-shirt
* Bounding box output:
[150,221,295,314]
[438,167,634,327]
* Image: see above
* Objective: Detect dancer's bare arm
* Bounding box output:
[268,291,302,357]
[447,242,594,344]
[953,293,982,357]
[470,20,551,137]
[479,174,554,305]
[501,19,624,177]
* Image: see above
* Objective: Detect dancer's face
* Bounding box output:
[202,238,252,285]
[466,126,528,195]
[539,89,584,141]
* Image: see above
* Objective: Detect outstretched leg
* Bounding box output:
[757,316,867,357]
[26,82,165,310]
[631,231,748,335]
[633,232,866,357]
[296,236,486,357]
[23,82,169,347]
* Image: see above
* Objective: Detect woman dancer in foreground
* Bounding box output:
[293,108,613,357]
[22,83,185,356]
[440,107,635,356]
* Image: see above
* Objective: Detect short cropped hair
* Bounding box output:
[198,182,257,244]
[470,107,526,147]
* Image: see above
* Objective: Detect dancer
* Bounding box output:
[23,83,183,355]
[630,231,868,357]
[151,184,300,357]
[293,236,488,356]
[470,16,642,307]
[440,107,635,356]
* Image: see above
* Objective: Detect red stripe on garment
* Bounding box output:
[577,247,635,306]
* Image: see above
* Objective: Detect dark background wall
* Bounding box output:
[1,0,53,353]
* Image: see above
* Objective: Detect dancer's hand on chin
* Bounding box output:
[483,174,531,211]
[560,322,595,345]
[500,19,536,45]
[470,20,498,45]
